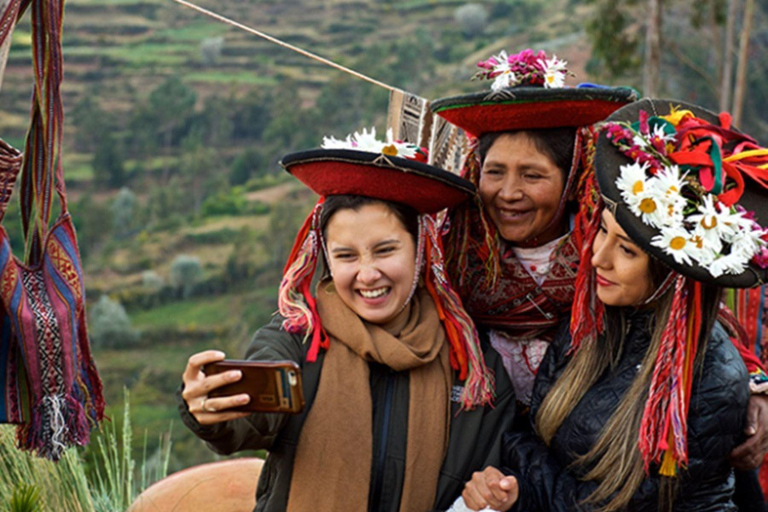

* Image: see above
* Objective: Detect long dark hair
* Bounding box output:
[536,254,722,512]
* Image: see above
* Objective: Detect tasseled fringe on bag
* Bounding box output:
[15,351,105,462]
[17,393,90,462]
[423,216,494,409]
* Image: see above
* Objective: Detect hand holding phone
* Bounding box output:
[203,360,305,414]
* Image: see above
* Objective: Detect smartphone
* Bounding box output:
[203,360,305,414]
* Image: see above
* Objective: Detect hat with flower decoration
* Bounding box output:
[573,98,768,480]
[277,128,494,409]
[281,128,474,214]
[437,50,638,314]
[430,49,639,138]
[595,98,768,287]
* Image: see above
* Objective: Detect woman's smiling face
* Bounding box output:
[591,209,654,307]
[324,202,417,333]
[478,132,568,247]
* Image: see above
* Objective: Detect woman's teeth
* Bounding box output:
[359,287,389,298]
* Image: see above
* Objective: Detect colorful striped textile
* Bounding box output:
[0,0,104,461]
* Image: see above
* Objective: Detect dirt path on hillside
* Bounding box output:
[245,182,300,204]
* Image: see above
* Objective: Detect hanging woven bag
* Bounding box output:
[0,0,105,461]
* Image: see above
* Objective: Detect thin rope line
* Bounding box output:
[171,0,399,92]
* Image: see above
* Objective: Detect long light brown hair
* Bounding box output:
[535,257,722,512]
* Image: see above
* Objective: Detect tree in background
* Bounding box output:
[89,295,140,349]
[130,77,197,183]
[170,255,203,298]
[111,187,138,238]
[93,132,126,189]
[142,270,165,292]
[180,129,220,215]
[71,95,112,153]
[261,198,311,272]
[229,148,266,186]
[200,37,224,66]
[454,3,488,38]
[71,195,112,263]
[586,0,766,141]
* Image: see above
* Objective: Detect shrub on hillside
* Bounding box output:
[170,255,203,298]
[454,3,487,37]
[89,295,140,349]
[200,188,248,217]
[200,37,225,66]
[142,271,165,292]
[111,187,138,238]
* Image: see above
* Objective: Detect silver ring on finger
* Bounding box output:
[202,398,215,413]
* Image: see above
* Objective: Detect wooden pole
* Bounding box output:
[643,0,662,97]
[720,0,739,111]
[732,0,754,126]
[0,0,13,94]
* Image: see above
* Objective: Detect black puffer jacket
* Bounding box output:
[502,312,749,511]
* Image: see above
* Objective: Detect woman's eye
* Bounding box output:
[619,245,636,257]
[524,174,543,180]
[377,246,395,255]
[334,253,355,260]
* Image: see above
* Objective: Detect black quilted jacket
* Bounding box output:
[502,312,749,511]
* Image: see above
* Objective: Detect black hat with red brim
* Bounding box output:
[430,85,640,138]
[595,98,768,288]
[280,148,476,214]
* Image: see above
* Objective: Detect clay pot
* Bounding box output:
[128,457,263,512]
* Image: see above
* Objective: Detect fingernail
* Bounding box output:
[230,370,242,380]
[214,351,226,358]
[239,395,250,404]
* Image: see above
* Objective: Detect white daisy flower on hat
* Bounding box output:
[616,162,653,217]
[381,128,418,158]
[538,55,567,89]
[689,195,732,250]
[687,233,719,267]
[717,207,752,244]
[730,227,765,261]
[322,134,354,149]
[322,127,418,158]
[652,225,695,265]
[708,252,749,278]
[351,127,385,152]
[648,164,686,227]
[487,51,518,92]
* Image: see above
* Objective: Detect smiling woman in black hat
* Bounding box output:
[460,99,768,511]
[177,129,516,512]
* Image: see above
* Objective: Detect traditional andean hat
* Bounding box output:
[434,49,638,293]
[277,129,493,408]
[430,49,639,138]
[595,98,768,287]
[575,98,768,478]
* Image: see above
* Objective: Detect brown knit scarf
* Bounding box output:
[287,280,451,512]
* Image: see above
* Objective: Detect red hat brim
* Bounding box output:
[431,86,639,138]
[280,149,475,214]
